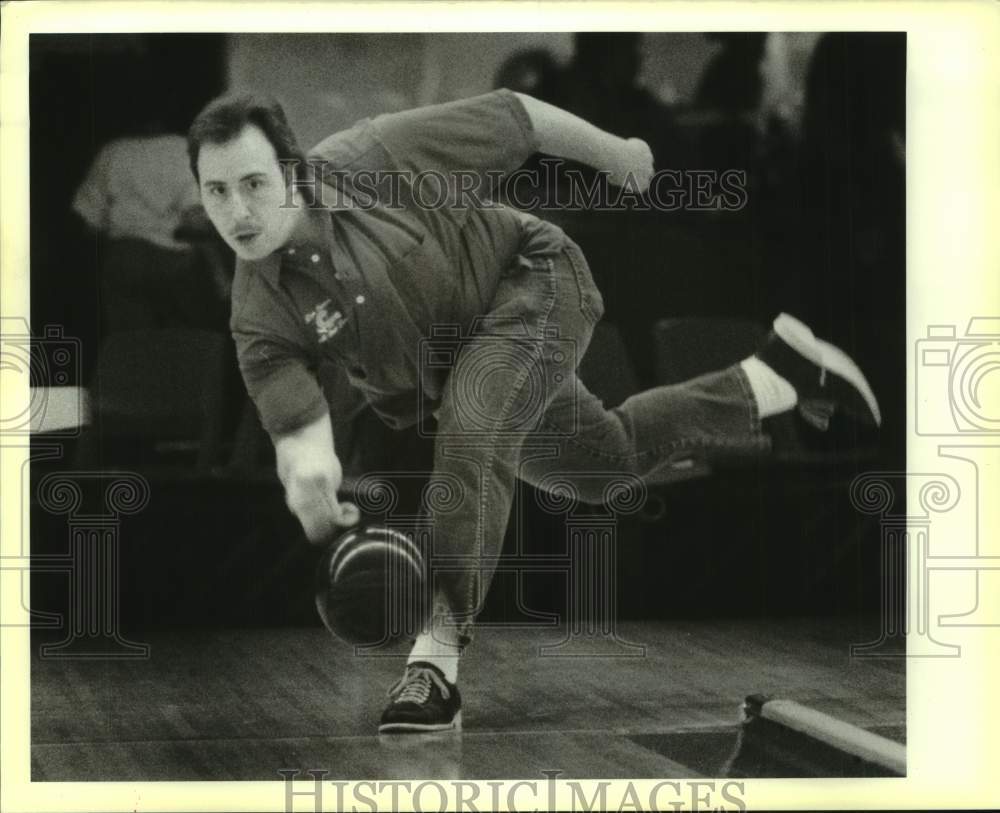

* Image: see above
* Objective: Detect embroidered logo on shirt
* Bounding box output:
[305,299,347,343]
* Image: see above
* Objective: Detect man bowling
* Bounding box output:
[187,89,880,733]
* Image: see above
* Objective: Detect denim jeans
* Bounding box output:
[428,240,771,645]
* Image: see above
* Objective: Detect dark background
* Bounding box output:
[28,32,905,635]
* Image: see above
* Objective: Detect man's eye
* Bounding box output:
[248,178,265,191]
[208,186,226,197]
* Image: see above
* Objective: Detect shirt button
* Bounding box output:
[311,253,320,263]
[287,247,296,255]
[355,295,366,305]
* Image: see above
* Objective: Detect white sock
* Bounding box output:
[408,616,462,684]
[740,356,798,418]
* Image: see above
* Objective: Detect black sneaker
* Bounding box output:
[379,662,462,733]
[756,313,882,430]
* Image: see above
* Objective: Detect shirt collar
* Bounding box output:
[257,205,337,289]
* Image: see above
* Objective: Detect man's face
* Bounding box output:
[197,124,302,261]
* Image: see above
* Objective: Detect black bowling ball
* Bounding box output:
[315,526,427,646]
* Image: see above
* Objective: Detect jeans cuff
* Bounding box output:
[732,362,764,435]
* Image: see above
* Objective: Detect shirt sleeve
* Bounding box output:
[230,269,330,438]
[371,89,540,182]
[233,327,330,438]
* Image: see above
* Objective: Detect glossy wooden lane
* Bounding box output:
[31,617,904,780]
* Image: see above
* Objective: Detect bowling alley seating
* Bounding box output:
[652,316,765,385]
[626,316,884,618]
[577,320,641,408]
[645,316,767,484]
[652,316,882,462]
[74,328,232,476]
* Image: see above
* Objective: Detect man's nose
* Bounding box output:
[230,191,251,220]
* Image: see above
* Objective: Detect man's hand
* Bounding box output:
[513,94,655,193]
[606,138,655,192]
[274,414,360,544]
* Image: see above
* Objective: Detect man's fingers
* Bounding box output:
[288,480,360,543]
[629,139,654,191]
[337,501,361,527]
[322,486,359,528]
[609,138,654,191]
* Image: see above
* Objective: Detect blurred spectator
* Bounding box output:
[785,32,906,460]
[758,33,822,138]
[695,33,768,115]
[73,123,229,335]
[796,31,905,305]
[495,33,691,212]
[560,33,682,166]
[492,34,689,387]
[687,33,770,175]
[493,47,564,104]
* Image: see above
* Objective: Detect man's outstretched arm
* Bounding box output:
[232,313,360,543]
[275,412,360,543]
[363,89,653,193]
[512,92,655,190]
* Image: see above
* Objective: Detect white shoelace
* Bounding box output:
[388,665,451,705]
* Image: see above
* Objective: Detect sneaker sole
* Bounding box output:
[774,314,882,427]
[378,712,462,734]
[815,338,882,426]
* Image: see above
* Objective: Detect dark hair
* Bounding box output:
[186,93,306,186]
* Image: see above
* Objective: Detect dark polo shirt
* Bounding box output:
[231,89,570,437]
